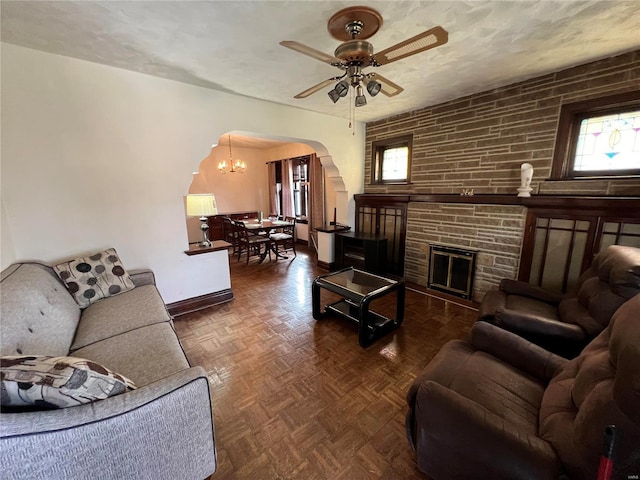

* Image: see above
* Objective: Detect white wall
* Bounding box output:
[1,201,16,267]
[0,44,365,302]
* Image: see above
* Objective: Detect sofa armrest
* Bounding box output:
[494,308,588,343]
[499,279,563,305]
[0,366,216,480]
[128,268,156,287]
[471,322,567,381]
[410,381,564,480]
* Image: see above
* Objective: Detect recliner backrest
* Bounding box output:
[539,294,640,479]
[559,245,640,335]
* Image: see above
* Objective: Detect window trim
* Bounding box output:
[550,90,640,179]
[371,134,413,184]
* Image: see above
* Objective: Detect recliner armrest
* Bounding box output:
[471,322,567,381]
[495,308,588,343]
[410,381,563,480]
[499,279,564,305]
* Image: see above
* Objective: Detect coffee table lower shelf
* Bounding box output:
[325,300,395,331]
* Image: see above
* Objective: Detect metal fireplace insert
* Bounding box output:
[428,244,477,300]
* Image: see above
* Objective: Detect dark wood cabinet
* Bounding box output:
[207,212,258,241]
[335,231,388,274]
[354,194,408,276]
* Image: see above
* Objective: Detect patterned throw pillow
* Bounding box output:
[0,355,136,410]
[53,248,135,308]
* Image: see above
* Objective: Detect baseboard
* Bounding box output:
[316,260,333,270]
[167,288,234,317]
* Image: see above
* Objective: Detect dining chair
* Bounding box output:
[269,216,296,260]
[235,220,271,264]
[222,217,241,257]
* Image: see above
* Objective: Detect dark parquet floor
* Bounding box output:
[174,245,478,480]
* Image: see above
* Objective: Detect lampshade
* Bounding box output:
[355,85,367,107]
[186,194,217,217]
[328,88,340,103]
[366,79,381,97]
[335,80,350,97]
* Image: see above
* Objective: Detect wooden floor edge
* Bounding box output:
[168,288,234,317]
[405,281,479,310]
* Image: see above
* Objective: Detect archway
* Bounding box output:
[185,131,348,247]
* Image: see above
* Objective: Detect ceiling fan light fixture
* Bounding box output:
[328,88,340,103]
[355,85,367,107]
[335,80,350,97]
[282,6,448,114]
[366,79,381,97]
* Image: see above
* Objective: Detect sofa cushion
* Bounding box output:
[70,285,171,351]
[1,355,136,410]
[1,263,80,357]
[53,248,135,309]
[72,323,190,387]
[507,294,560,320]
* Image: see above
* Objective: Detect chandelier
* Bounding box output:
[218,134,246,174]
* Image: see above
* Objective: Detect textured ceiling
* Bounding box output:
[2,1,640,124]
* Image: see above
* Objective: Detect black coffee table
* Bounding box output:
[312,267,405,347]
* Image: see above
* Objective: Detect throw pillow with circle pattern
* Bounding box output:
[53,248,135,308]
[0,355,136,410]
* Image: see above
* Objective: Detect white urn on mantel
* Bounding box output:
[517,163,534,197]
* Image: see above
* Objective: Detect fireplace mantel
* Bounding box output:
[357,193,640,213]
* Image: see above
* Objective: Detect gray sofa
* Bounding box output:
[0,262,216,480]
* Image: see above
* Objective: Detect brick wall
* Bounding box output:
[406,203,526,302]
[366,50,639,195]
[365,50,640,300]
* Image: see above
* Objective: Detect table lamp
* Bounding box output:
[186,194,217,247]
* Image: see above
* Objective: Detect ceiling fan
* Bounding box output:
[280,6,448,107]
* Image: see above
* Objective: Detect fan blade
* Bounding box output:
[280,41,341,65]
[293,79,336,99]
[375,26,448,65]
[371,73,404,97]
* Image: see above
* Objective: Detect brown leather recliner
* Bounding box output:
[406,295,640,480]
[478,245,640,358]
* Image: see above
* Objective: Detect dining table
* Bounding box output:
[242,218,295,259]
[243,219,293,231]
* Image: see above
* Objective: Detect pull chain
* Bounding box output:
[349,86,354,134]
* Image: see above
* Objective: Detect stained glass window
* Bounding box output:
[573,110,640,173]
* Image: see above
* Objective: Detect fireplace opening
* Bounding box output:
[428,244,477,299]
